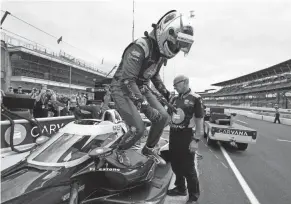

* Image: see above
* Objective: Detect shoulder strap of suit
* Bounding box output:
[135,37,150,58]
[121,37,151,59]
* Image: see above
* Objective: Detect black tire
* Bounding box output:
[237,143,248,151]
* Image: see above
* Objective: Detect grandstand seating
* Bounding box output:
[212,72,291,97]
[3,33,107,75]
[204,70,291,108]
[10,52,106,88]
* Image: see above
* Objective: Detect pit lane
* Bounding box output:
[165,115,291,204]
[162,130,250,204]
[223,115,291,204]
[2,118,290,204]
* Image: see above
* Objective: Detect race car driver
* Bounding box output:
[110,10,195,167]
[167,75,204,204]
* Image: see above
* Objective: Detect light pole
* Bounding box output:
[69,66,72,96]
[132,0,135,42]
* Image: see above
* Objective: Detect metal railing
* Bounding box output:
[1,32,108,76]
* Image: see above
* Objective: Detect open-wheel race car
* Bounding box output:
[1,109,172,204]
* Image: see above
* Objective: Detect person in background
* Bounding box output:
[30,87,38,99]
[68,94,78,110]
[58,94,70,116]
[17,86,23,94]
[274,104,281,124]
[101,85,111,113]
[70,94,102,120]
[78,93,87,106]
[76,92,81,104]
[7,86,14,94]
[33,84,48,118]
[46,89,59,117]
[68,94,83,118]
[167,75,204,204]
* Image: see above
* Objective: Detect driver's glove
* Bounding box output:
[136,99,161,123]
[167,104,177,115]
[161,89,171,102]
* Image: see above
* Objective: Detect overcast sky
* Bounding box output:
[2,0,291,92]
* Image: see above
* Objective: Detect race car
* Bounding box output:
[1,110,172,204]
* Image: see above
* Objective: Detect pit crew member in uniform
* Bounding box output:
[167,75,204,204]
[110,10,194,166]
[274,104,281,124]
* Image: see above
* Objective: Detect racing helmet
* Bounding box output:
[152,10,194,59]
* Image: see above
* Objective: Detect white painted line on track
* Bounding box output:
[277,139,291,143]
[220,161,228,169]
[220,143,261,204]
[214,154,219,159]
[236,120,248,124]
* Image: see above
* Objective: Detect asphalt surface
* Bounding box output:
[163,131,250,204]
[225,115,291,204]
[1,117,290,204]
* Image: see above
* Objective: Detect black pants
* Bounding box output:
[274,114,281,124]
[169,128,200,200]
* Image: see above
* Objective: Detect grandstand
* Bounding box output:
[1,32,112,97]
[201,59,291,109]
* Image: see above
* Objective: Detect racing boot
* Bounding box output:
[142,145,166,166]
[115,150,131,167]
[167,186,187,196]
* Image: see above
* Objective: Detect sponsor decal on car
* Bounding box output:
[217,129,249,136]
[31,123,65,137]
[4,124,27,145]
[89,167,120,172]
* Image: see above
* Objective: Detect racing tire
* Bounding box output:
[237,143,248,151]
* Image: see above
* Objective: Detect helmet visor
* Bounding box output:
[177,32,194,54]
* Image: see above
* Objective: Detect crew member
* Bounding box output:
[101,85,112,113]
[34,84,48,118]
[110,10,195,166]
[274,104,281,124]
[167,75,204,204]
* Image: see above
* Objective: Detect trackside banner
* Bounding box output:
[1,116,75,149]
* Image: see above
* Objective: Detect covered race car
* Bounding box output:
[1,109,172,204]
